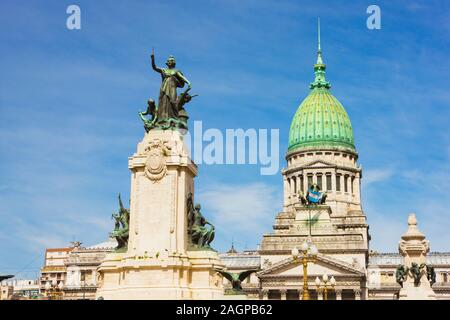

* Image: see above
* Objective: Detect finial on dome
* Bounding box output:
[310,17,331,90]
[317,17,323,65]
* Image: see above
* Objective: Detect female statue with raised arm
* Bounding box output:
[150,49,191,125]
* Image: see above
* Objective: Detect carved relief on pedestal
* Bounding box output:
[144,139,171,182]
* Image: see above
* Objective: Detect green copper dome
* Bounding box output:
[288,24,355,153]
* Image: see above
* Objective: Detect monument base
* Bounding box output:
[398,281,436,300]
[96,251,225,300]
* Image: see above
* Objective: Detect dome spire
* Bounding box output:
[310,17,331,90]
[317,17,323,64]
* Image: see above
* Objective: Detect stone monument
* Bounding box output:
[95,50,224,300]
[396,213,436,300]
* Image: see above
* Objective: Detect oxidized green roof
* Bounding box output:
[288,29,355,153]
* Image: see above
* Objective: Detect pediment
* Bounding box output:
[303,159,337,168]
[258,254,365,278]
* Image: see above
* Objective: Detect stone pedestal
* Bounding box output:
[96,130,224,300]
[398,214,436,300]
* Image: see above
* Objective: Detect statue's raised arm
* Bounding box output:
[150,48,162,74]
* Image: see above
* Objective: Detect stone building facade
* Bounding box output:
[63,239,116,299]
[219,32,450,300]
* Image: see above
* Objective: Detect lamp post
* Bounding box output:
[292,238,318,300]
[315,274,336,300]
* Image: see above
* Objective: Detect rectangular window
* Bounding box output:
[326,174,332,191]
[300,175,304,192]
[307,175,313,188]
[336,174,341,192]
[344,175,348,192]
[317,175,322,190]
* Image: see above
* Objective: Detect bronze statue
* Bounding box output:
[410,262,423,286]
[139,49,196,131]
[426,264,436,285]
[215,269,259,294]
[298,184,327,206]
[110,194,130,252]
[395,265,408,287]
[139,99,157,132]
[186,193,215,249]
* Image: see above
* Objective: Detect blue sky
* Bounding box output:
[0,0,449,279]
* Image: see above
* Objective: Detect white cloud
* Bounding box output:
[197,182,281,250]
[363,168,394,187]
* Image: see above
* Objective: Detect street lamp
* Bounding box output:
[315,274,336,300]
[292,238,318,300]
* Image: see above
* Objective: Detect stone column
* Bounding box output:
[280,289,287,300]
[355,172,361,204]
[312,173,317,184]
[331,172,336,193]
[335,289,342,300]
[347,175,352,202]
[92,269,97,285]
[262,289,268,300]
[354,289,361,300]
[287,177,292,205]
[296,176,302,195]
[290,177,296,204]
[340,174,344,193]
[283,175,289,209]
